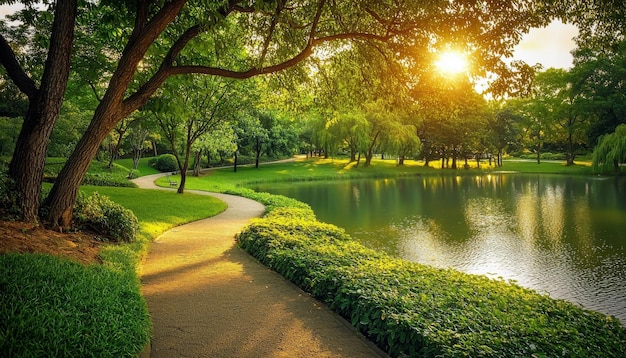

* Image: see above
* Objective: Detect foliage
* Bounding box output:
[3,0,576,225]
[0,253,150,357]
[73,192,139,243]
[1,183,227,357]
[571,39,626,145]
[592,124,626,174]
[154,154,179,173]
[0,116,21,157]
[115,157,161,177]
[237,194,626,357]
[0,170,20,218]
[43,158,137,188]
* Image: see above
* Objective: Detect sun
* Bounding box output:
[435,50,468,75]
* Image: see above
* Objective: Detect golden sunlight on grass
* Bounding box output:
[435,50,468,75]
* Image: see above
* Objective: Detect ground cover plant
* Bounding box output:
[44,157,137,188]
[1,184,227,357]
[236,200,626,357]
[168,157,623,356]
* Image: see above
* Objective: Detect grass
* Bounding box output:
[166,157,595,193]
[79,186,227,239]
[0,155,605,356]
[115,157,161,177]
[499,159,593,175]
[2,184,226,357]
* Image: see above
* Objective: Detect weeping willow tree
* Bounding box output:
[592,124,626,174]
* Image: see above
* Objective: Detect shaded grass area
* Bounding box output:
[1,185,226,357]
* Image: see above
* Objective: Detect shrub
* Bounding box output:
[237,193,626,357]
[540,152,566,160]
[82,173,137,187]
[154,154,178,172]
[0,171,21,218]
[74,192,139,242]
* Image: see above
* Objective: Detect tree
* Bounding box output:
[149,75,242,193]
[1,0,591,227]
[490,107,522,167]
[570,40,626,146]
[592,124,626,174]
[535,69,589,165]
[1,0,77,222]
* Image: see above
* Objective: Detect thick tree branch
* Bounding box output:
[129,0,150,44]
[125,28,391,113]
[0,34,38,99]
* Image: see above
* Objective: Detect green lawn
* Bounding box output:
[1,155,607,357]
[160,156,595,192]
[2,184,226,357]
[115,157,161,177]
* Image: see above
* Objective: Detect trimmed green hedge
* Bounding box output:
[237,199,626,357]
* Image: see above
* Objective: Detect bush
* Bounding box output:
[237,194,626,357]
[0,171,21,218]
[82,173,137,187]
[540,152,566,160]
[74,192,139,242]
[154,154,178,172]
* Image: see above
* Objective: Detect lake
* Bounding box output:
[254,174,626,323]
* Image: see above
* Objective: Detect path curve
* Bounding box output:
[134,173,387,357]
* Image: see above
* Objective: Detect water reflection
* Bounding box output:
[254,174,626,323]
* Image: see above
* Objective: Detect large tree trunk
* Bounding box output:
[44,103,123,228]
[5,0,77,223]
[9,105,55,222]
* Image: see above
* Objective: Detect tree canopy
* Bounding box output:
[1,0,625,227]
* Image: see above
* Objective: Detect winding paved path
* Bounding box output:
[134,173,386,357]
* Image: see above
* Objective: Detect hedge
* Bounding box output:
[236,196,626,357]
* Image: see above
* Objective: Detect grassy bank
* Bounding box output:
[0,156,605,356]
[173,156,594,191]
[1,185,226,357]
[163,157,626,356]
[236,203,626,357]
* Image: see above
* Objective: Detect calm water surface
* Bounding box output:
[254,174,626,323]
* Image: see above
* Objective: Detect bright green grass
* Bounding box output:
[163,157,595,193]
[79,185,227,239]
[500,159,593,175]
[2,184,227,357]
[115,157,161,177]
[173,158,440,192]
[0,253,151,357]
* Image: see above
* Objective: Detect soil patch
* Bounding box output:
[0,218,103,265]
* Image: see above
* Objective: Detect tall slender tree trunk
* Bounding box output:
[177,147,192,194]
[5,0,77,223]
[255,137,261,168]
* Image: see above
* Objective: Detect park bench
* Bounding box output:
[166,173,178,186]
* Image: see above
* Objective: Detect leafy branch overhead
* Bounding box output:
[0,0,624,228]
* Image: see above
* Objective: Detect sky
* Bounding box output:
[511,20,579,69]
[1,5,578,70]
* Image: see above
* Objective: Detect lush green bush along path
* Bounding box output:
[173,157,625,357]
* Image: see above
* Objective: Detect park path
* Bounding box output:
[133,173,386,357]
